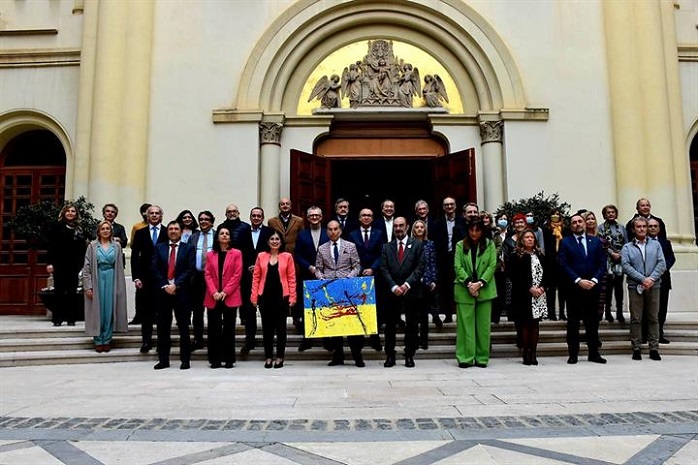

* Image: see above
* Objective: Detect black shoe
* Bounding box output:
[474,362,487,368]
[128,318,141,325]
[180,361,190,370]
[659,337,670,344]
[225,362,234,369]
[140,343,152,353]
[210,362,222,369]
[458,362,472,368]
[443,316,453,324]
[604,312,614,323]
[327,359,345,366]
[405,356,415,368]
[153,362,170,370]
[273,360,284,369]
[355,358,365,368]
[67,322,76,326]
[616,314,625,324]
[420,341,429,350]
[632,350,642,360]
[567,356,578,364]
[384,354,396,368]
[588,355,607,364]
[264,361,273,369]
[53,322,62,326]
[649,350,662,361]
[298,340,313,352]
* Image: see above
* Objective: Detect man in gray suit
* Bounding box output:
[315,220,363,367]
[380,217,425,368]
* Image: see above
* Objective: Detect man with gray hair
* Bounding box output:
[621,216,666,361]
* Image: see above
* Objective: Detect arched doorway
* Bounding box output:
[691,134,698,244]
[0,130,66,315]
[290,120,476,219]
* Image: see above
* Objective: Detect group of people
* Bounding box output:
[43,195,675,370]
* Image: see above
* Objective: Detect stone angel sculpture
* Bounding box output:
[398,63,421,107]
[308,74,341,109]
[341,62,363,108]
[422,74,449,108]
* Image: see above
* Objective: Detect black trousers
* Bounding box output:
[52,271,80,324]
[259,294,289,359]
[156,293,191,364]
[329,335,364,363]
[190,271,206,343]
[605,273,624,314]
[566,286,601,357]
[137,287,157,345]
[384,295,419,357]
[207,303,237,365]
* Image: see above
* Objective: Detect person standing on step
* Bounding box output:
[647,218,675,345]
[188,211,216,352]
[598,204,628,324]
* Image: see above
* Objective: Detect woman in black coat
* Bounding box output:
[46,203,88,326]
[507,229,548,365]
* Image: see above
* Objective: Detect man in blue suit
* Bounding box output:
[348,208,384,352]
[558,213,608,364]
[152,220,196,370]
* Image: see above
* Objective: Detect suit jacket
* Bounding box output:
[348,227,383,272]
[152,241,196,306]
[217,219,254,267]
[653,235,675,289]
[188,229,215,273]
[626,214,667,241]
[250,252,297,304]
[374,217,395,243]
[267,214,304,254]
[294,227,329,279]
[380,237,425,300]
[332,215,359,239]
[453,239,497,303]
[432,215,466,257]
[203,248,243,308]
[315,239,361,279]
[558,234,607,286]
[111,222,128,249]
[130,223,168,286]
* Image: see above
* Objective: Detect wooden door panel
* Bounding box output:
[290,149,330,217]
[432,148,476,207]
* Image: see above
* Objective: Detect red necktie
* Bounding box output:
[168,243,177,280]
[398,241,404,263]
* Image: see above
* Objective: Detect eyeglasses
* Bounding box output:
[199,218,211,222]
[360,214,373,217]
[308,214,321,218]
[648,225,659,228]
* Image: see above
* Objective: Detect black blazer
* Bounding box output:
[348,227,384,272]
[558,235,606,286]
[130,224,168,286]
[380,238,425,300]
[331,215,359,239]
[152,241,196,306]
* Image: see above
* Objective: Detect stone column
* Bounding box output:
[259,122,283,217]
[479,119,505,212]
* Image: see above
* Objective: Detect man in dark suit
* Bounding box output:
[348,208,384,352]
[188,210,216,351]
[380,216,425,368]
[626,197,667,241]
[432,197,465,324]
[315,220,363,366]
[130,205,168,353]
[373,199,395,243]
[240,207,274,355]
[558,213,608,364]
[295,206,330,352]
[152,220,196,370]
[331,197,359,239]
[101,203,128,249]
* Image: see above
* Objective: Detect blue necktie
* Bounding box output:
[151,226,158,245]
[333,242,339,264]
[577,236,586,256]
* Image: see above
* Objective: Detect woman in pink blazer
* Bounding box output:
[251,230,296,369]
[204,226,243,369]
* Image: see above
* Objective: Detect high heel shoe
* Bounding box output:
[264,359,273,369]
[273,359,284,369]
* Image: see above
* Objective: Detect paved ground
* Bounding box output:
[1,351,697,464]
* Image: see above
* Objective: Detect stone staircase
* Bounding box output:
[1,317,696,367]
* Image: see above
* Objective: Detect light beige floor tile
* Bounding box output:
[197,448,299,465]
[73,441,228,465]
[292,440,448,465]
[0,444,64,465]
[502,435,659,464]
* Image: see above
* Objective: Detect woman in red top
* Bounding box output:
[251,231,296,369]
[204,226,243,369]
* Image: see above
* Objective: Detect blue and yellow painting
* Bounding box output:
[303,277,378,338]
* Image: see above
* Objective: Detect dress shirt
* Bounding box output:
[383,218,394,242]
[166,241,180,285]
[574,234,588,255]
[151,224,161,243]
[251,227,261,249]
[310,227,322,250]
[634,238,647,261]
[446,217,455,252]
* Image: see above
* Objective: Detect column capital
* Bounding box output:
[259,122,283,146]
[479,120,503,144]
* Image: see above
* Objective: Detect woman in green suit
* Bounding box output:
[454,219,498,368]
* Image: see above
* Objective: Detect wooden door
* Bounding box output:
[432,148,476,206]
[0,168,66,314]
[290,149,330,218]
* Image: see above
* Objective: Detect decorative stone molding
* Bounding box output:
[479,120,503,144]
[259,122,283,146]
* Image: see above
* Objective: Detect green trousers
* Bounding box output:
[455,300,492,365]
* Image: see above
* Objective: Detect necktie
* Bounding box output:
[363,229,369,247]
[201,232,209,268]
[333,242,339,264]
[577,236,586,257]
[168,244,177,280]
[151,226,158,245]
[340,217,345,229]
[398,241,404,263]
